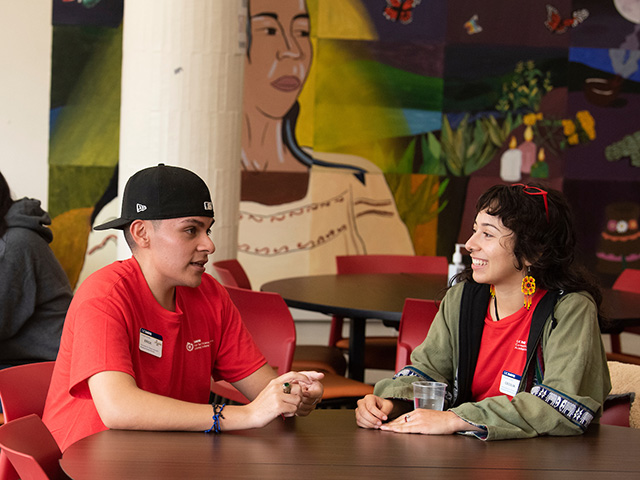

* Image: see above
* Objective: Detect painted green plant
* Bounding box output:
[606,131,640,167]
[495,60,552,113]
[418,132,446,175]
[389,133,446,176]
[386,173,449,241]
[439,113,519,176]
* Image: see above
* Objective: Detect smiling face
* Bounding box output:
[464,209,528,291]
[136,217,215,307]
[244,0,312,119]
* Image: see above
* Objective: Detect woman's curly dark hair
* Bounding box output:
[457,183,603,316]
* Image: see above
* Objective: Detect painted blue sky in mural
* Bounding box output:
[570,47,640,82]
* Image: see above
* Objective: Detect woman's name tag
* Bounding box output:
[499,370,521,397]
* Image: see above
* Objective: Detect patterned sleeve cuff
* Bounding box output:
[530,385,595,431]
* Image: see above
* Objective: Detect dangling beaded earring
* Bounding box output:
[490,285,500,321]
[521,268,536,309]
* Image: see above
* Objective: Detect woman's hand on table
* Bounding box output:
[355,394,395,429]
[380,408,482,435]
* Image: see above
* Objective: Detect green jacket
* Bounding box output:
[374,282,611,440]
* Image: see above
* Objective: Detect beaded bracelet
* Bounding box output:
[205,403,226,434]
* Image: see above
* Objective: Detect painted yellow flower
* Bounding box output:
[562,119,576,136]
[524,112,543,126]
[568,133,579,145]
[576,110,594,128]
[576,110,596,140]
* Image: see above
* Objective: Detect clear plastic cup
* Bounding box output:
[413,381,446,410]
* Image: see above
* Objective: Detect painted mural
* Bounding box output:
[47,0,640,290]
[48,0,122,290]
[238,0,417,287]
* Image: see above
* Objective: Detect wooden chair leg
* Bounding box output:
[610,334,622,354]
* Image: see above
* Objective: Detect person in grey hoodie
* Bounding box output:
[0,171,72,373]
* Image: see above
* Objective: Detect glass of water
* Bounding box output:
[413,381,446,410]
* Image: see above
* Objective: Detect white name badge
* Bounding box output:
[139,328,163,358]
[499,370,521,397]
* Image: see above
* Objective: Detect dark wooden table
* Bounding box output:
[262,273,449,381]
[60,410,640,479]
[262,275,640,380]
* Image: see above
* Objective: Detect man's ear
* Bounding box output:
[129,220,151,249]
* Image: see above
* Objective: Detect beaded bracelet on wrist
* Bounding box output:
[205,403,226,434]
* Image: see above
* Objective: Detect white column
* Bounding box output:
[0,0,52,207]
[118,0,246,262]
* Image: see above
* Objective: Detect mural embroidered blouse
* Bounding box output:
[238,150,415,287]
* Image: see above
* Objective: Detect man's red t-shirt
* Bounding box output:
[43,258,266,451]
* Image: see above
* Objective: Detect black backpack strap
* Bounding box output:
[454,282,491,407]
[523,290,564,390]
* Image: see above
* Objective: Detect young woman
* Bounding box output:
[355,183,611,440]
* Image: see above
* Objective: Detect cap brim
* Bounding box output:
[93,217,130,231]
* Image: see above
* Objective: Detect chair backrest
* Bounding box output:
[225,286,296,374]
[213,259,252,289]
[604,361,640,429]
[0,414,68,480]
[0,361,57,480]
[211,287,297,404]
[613,268,640,294]
[395,298,440,372]
[0,361,56,423]
[336,255,448,275]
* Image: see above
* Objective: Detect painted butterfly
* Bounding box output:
[544,4,589,34]
[464,14,483,35]
[383,0,422,25]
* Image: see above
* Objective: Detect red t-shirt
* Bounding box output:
[43,258,266,451]
[471,289,546,402]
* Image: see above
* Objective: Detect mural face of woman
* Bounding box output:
[244,0,313,120]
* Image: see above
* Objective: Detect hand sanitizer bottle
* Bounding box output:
[448,244,465,285]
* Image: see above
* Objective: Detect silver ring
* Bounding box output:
[404,414,410,423]
[282,382,291,394]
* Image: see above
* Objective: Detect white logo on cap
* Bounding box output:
[136,203,147,213]
[204,202,213,211]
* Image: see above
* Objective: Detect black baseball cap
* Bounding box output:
[94,164,214,231]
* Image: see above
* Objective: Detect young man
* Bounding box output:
[43,164,323,451]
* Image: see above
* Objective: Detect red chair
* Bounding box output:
[212,259,252,289]
[0,414,68,480]
[395,298,440,373]
[600,396,631,427]
[212,259,346,376]
[607,269,640,365]
[331,255,448,371]
[211,286,297,404]
[0,361,56,480]
[214,286,372,407]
